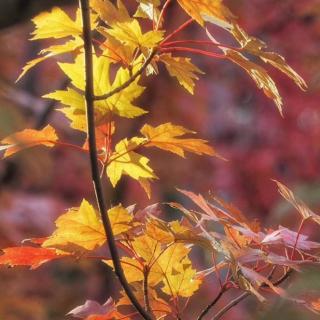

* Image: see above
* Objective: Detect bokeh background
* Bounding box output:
[0,0,319,319]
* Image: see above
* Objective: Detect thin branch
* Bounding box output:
[79,1,153,320]
[93,49,157,101]
[197,285,228,320]
[211,270,293,320]
[162,18,194,44]
[212,292,250,320]
[143,266,152,315]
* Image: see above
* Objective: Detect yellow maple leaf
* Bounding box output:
[52,54,147,120]
[140,122,216,157]
[17,7,99,81]
[43,87,87,132]
[106,19,164,50]
[104,257,144,283]
[0,125,58,158]
[160,54,204,94]
[43,201,135,252]
[161,258,201,297]
[177,0,235,28]
[43,199,106,252]
[91,0,131,26]
[108,205,138,235]
[17,38,83,82]
[107,138,157,187]
[30,7,82,40]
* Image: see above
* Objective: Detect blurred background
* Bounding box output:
[0,0,319,319]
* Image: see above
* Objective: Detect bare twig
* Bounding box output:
[197,285,228,320]
[212,270,293,320]
[79,1,152,320]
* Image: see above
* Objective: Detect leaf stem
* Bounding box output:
[79,1,153,320]
[162,18,194,44]
[160,46,225,59]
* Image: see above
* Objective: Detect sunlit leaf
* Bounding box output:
[0,247,68,269]
[160,54,204,94]
[141,122,215,157]
[0,125,58,158]
[177,0,235,28]
[107,138,157,187]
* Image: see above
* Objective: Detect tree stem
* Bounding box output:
[79,1,152,319]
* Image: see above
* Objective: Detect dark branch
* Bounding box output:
[79,1,152,320]
[197,286,228,320]
[143,267,152,316]
[212,270,293,320]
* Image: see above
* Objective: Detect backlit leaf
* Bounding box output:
[0,247,68,269]
[141,122,215,157]
[107,138,157,187]
[177,0,235,28]
[43,199,105,252]
[160,54,204,94]
[231,24,307,91]
[106,19,164,49]
[274,180,320,224]
[31,7,82,40]
[0,125,58,158]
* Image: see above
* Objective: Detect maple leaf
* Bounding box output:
[106,19,164,49]
[31,7,82,40]
[98,34,134,66]
[104,257,144,283]
[161,256,201,298]
[274,180,320,225]
[226,50,283,115]
[0,247,68,269]
[177,0,235,28]
[106,138,157,187]
[231,24,307,91]
[43,199,106,252]
[91,0,131,26]
[160,54,204,94]
[17,38,83,82]
[0,125,58,158]
[17,7,96,81]
[47,54,147,123]
[135,0,161,26]
[108,205,137,235]
[43,201,134,252]
[141,122,216,157]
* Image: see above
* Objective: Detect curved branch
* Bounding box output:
[79,1,153,320]
[197,285,228,320]
[212,270,293,320]
[93,49,157,101]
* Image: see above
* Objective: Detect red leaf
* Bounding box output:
[0,246,68,269]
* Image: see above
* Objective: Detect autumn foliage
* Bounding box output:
[0,0,319,319]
